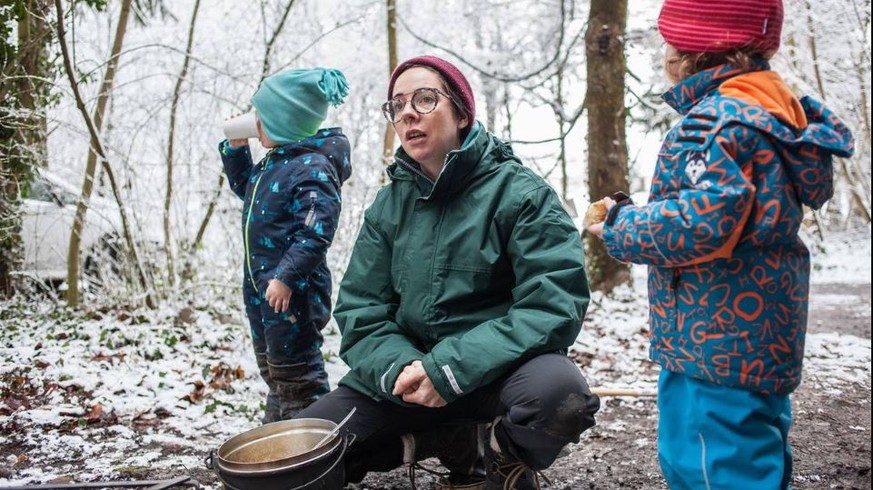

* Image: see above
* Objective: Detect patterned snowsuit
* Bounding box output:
[220,128,351,422]
[602,61,854,489]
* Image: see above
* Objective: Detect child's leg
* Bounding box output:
[657,369,793,490]
[243,282,281,423]
[260,304,330,420]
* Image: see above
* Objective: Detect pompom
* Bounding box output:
[319,68,349,107]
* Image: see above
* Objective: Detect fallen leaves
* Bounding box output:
[181,362,246,404]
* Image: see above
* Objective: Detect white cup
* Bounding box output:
[222,112,259,140]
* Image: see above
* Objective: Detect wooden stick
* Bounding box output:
[591,387,657,397]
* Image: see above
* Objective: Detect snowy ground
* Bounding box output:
[0,228,870,488]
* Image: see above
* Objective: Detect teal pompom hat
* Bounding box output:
[251,67,349,144]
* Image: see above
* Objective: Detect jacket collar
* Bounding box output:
[388,121,496,200]
[662,59,771,115]
[270,127,352,184]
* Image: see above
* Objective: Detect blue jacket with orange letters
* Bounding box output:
[602,61,854,395]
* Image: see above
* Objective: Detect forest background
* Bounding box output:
[1,0,869,305]
[0,0,870,488]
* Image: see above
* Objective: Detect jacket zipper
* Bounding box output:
[244,169,266,294]
[671,268,681,290]
[395,157,436,185]
[390,133,495,187]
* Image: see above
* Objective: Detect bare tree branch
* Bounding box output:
[260,0,296,81]
[163,0,201,288]
[508,96,586,145]
[394,0,570,83]
[54,0,156,308]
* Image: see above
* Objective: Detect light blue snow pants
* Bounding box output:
[658,370,793,490]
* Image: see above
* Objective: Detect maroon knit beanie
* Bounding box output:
[658,0,783,53]
[387,55,475,125]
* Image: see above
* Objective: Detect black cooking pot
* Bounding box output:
[207,418,350,490]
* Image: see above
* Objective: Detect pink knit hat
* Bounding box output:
[658,0,783,53]
[387,55,475,125]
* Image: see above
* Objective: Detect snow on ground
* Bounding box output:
[0,229,870,486]
[809,227,872,284]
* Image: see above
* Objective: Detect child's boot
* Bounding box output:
[267,360,329,420]
[254,352,282,424]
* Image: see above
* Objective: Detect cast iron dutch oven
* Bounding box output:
[207,418,351,490]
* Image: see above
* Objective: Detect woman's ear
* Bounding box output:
[457,114,470,131]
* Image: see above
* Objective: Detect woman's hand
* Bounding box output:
[393,360,447,407]
[265,279,292,313]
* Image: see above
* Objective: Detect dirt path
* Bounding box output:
[808,283,871,339]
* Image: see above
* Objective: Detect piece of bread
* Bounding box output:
[583,200,609,227]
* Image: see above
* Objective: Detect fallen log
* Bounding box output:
[591,387,657,397]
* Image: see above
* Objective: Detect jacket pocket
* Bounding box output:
[430,262,509,324]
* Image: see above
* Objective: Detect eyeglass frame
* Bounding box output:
[381,87,460,123]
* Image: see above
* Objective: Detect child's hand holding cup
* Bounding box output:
[223,112,259,148]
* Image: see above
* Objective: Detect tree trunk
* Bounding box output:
[556,70,569,205]
[15,0,50,164]
[55,0,156,308]
[380,0,398,182]
[163,0,202,288]
[65,0,133,306]
[0,0,52,297]
[584,0,630,293]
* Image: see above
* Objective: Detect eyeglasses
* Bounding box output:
[381,87,457,123]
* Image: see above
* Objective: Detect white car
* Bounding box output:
[19,169,123,284]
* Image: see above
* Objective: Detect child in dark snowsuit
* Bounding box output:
[219,67,351,423]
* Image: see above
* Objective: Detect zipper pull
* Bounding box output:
[671,269,681,290]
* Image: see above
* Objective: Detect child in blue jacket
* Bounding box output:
[219,68,351,423]
[588,0,854,488]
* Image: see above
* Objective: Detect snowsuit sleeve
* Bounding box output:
[602,124,757,267]
[271,154,343,288]
[219,140,254,200]
[335,213,427,404]
[421,186,590,403]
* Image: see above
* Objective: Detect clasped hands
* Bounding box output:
[392,360,447,407]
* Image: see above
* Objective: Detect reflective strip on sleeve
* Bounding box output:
[441,365,464,395]
[380,362,396,394]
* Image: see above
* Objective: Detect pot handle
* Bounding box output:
[204,448,217,471]
[287,431,355,490]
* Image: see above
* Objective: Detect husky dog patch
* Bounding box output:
[684,151,711,190]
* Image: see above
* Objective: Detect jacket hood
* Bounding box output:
[285,127,352,185]
[664,61,855,209]
[387,121,522,200]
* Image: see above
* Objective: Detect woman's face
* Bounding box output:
[391,67,468,174]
